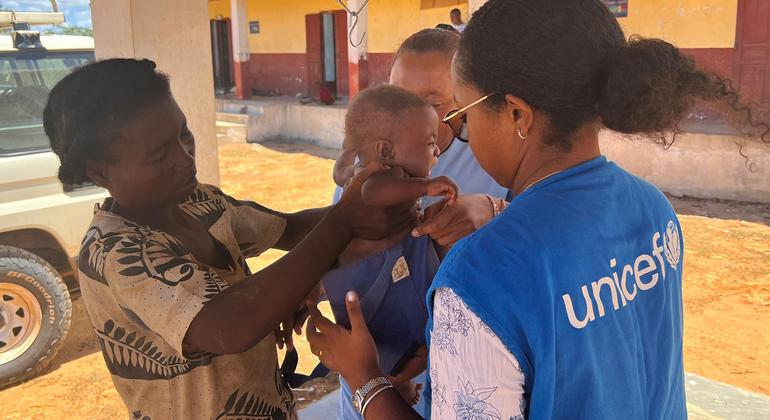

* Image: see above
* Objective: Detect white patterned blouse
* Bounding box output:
[429,288,527,419]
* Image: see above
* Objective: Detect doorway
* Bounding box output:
[210,19,234,94]
[305,10,348,97]
[735,0,770,104]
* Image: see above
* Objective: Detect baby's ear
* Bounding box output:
[375,139,395,161]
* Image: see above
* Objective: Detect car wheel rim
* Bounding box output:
[0,282,43,365]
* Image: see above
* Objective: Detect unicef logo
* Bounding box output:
[663,220,681,270]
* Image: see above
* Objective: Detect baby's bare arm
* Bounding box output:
[388,345,428,384]
[362,169,458,207]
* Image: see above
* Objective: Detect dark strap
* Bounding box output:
[280,349,330,388]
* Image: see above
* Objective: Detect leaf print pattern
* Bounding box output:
[181,186,228,229]
[94,319,219,380]
[79,217,230,297]
[432,289,474,356]
[216,389,289,420]
[453,379,502,420]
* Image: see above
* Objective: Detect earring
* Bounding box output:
[517,127,527,140]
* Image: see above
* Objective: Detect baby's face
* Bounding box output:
[389,106,440,178]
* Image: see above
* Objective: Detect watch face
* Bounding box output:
[352,397,362,413]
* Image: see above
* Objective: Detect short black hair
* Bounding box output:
[450,8,461,16]
[345,85,430,150]
[44,58,172,184]
[394,28,460,60]
[457,0,769,150]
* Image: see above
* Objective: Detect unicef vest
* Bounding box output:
[426,157,687,419]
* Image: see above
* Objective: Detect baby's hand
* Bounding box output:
[394,380,422,406]
[426,176,458,206]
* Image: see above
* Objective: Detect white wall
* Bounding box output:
[601,131,770,203]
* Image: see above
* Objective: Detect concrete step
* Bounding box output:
[215,119,247,141]
[216,111,250,124]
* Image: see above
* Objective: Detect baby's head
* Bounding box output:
[345,85,439,178]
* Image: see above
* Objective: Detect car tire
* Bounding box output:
[0,245,71,389]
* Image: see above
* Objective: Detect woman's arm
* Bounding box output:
[413,194,506,249]
[184,165,417,355]
[307,292,423,419]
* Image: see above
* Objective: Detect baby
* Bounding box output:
[322,85,457,418]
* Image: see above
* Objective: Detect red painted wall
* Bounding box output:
[246,53,307,96]
[244,49,737,99]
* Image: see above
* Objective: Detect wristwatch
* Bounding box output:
[352,376,392,414]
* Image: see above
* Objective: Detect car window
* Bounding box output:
[0,50,94,156]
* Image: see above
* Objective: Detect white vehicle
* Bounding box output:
[0,11,107,388]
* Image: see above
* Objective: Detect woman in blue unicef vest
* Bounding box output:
[306,0,768,419]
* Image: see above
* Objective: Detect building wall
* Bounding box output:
[208,0,468,94]
[209,0,742,95]
[617,0,738,48]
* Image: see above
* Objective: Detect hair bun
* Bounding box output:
[598,36,712,135]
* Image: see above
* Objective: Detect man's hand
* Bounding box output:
[412,194,498,248]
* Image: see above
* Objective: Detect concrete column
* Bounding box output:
[468,0,488,15]
[346,0,369,97]
[230,0,251,99]
[90,0,220,186]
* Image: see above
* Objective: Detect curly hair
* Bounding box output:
[344,85,430,150]
[456,0,769,151]
[44,58,172,185]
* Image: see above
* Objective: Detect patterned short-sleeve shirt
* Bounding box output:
[77,184,294,420]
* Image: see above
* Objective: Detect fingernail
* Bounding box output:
[411,229,419,237]
[346,291,357,302]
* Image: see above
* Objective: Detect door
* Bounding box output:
[307,11,349,97]
[334,10,349,97]
[306,14,323,96]
[735,0,770,104]
[210,19,234,93]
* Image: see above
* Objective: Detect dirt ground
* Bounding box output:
[0,141,768,419]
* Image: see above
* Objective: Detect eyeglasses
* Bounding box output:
[442,93,497,143]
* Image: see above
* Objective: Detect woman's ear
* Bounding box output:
[375,139,395,162]
[504,94,534,137]
[85,160,109,189]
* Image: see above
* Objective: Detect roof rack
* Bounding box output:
[0,11,65,29]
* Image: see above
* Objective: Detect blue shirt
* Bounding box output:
[427,156,686,419]
[331,137,511,204]
[323,234,438,419]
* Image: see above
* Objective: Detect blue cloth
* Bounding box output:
[323,234,438,419]
[331,137,511,204]
[426,156,686,420]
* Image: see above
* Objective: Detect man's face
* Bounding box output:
[451,11,462,25]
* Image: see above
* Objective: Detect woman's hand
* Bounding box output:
[426,176,458,206]
[412,194,497,248]
[306,291,384,391]
[334,162,417,241]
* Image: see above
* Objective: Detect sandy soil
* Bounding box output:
[0,141,767,419]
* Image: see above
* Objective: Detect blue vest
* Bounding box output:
[427,157,687,419]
